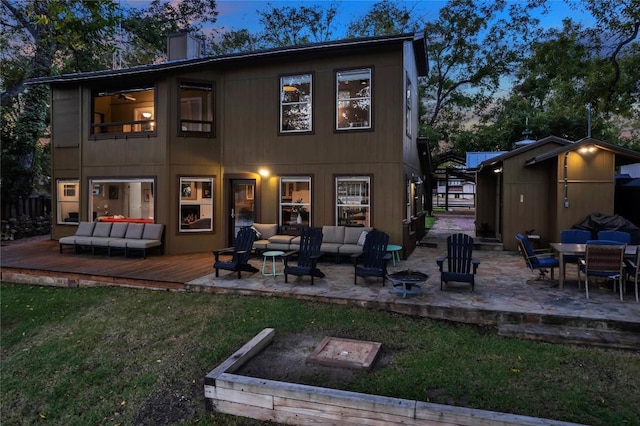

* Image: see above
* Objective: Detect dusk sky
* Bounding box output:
[210,0,595,37]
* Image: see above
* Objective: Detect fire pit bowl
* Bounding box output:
[387,270,428,298]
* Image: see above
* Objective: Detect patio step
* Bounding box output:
[498,323,640,350]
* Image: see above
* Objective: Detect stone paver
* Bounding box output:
[188,213,640,345]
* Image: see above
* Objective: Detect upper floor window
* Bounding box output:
[280,74,312,133]
[336,176,370,227]
[179,81,214,136]
[91,87,155,138]
[406,74,412,137]
[280,177,311,227]
[336,68,371,130]
[56,179,79,224]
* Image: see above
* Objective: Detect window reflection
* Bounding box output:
[336,69,371,129]
[280,74,312,132]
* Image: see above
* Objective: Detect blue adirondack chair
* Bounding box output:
[213,227,258,278]
[283,227,325,285]
[436,233,480,291]
[353,229,391,286]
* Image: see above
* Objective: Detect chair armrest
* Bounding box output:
[212,247,234,261]
[472,258,480,273]
[436,255,446,270]
[281,250,298,266]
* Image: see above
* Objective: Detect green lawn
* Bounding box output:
[1,283,639,425]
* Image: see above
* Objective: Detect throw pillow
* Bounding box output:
[357,230,369,246]
[251,226,262,239]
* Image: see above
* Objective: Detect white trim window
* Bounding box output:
[56,179,79,224]
[336,176,370,227]
[179,177,214,233]
[280,74,312,133]
[279,177,311,226]
[336,68,371,130]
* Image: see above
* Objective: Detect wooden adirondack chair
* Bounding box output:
[282,227,325,285]
[353,229,390,286]
[213,227,259,278]
[436,233,480,291]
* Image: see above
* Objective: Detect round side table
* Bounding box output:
[262,250,285,277]
[386,244,403,266]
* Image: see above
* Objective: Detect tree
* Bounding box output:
[256,2,338,48]
[1,0,219,206]
[346,0,420,37]
[421,0,544,156]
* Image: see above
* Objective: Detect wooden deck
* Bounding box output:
[1,239,215,290]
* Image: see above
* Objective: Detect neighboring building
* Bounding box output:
[32,33,428,255]
[476,136,640,251]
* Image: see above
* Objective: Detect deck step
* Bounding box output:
[498,323,640,350]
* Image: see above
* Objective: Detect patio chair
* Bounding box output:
[353,229,391,286]
[579,242,626,300]
[282,227,325,285]
[624,247,639,303]
[597,230,631,244]
[560,229,591,277]
[436,233,480,291]
[515,233,559,281]
[213,227,258,278]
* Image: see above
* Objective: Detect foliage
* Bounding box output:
[346,0,420,37]
[255,2,338,48]
[421,0,545,156]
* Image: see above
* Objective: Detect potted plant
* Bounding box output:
[292,198,307,224]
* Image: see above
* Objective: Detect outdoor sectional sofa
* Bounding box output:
[59,221,165,258]
[251,223,372,262]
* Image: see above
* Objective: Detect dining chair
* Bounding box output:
[597,230,631,244]
[579,242,626,300]
[624,247,639,303]
[560,229,591,277]
[515,234,559,281]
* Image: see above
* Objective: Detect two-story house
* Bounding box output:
[33,32,428,255]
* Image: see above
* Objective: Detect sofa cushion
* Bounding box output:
[322,226,345,244]
[357,230,370,246]
[142,223,164,240]
[124,223,145,239]
[76,221,96,236]
[268,235,294,244]
[344,226,373,244]
[92,222,113,237]
[320,243,342,253]
[109,222,129,238]
[253,223,278,240]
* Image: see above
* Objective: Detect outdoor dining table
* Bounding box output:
[550,243,637,289]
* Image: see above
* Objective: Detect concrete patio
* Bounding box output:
[187,212,640,349]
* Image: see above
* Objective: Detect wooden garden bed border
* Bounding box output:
[204,328,579,426]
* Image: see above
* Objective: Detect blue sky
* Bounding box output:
[211,0,595,37]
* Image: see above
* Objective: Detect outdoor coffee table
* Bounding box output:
[387,270,428,298]
[261,250,285,277]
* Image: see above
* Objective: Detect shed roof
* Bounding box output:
[29,32,428,86]
[476,135,573,172]
[524,137,640,167]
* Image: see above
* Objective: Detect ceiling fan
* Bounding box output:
[117,94,136,101]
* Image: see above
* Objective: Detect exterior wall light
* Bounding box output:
[579,145,597,154]
[259,168,270,177]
